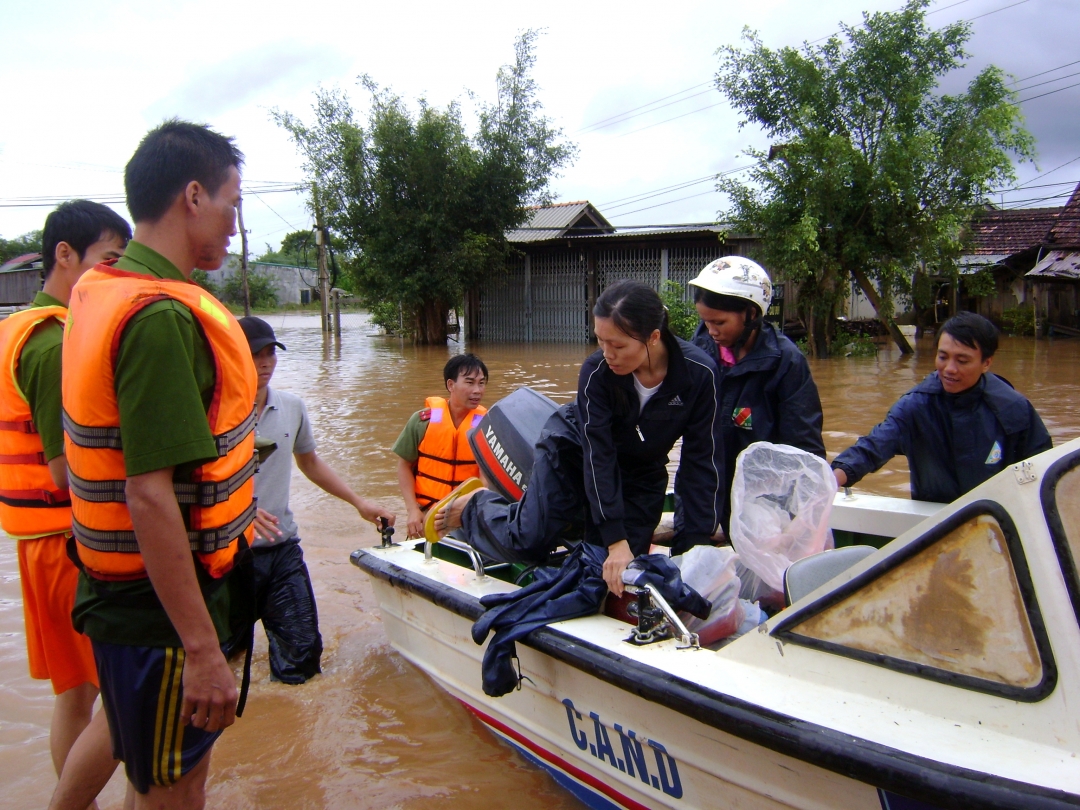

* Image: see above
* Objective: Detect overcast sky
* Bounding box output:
[1,0,1077,254]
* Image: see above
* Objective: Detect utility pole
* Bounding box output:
[313,183,330,334]
[238,198,251,316]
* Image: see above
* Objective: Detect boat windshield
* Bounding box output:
[778,507,1051,699]
[1046,458,1080,625]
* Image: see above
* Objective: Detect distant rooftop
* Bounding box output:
[506,201,615,242]
[967,206,1062,256]
[1047,184,1080,248]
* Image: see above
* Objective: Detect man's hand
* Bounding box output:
[253,507,283,543]
[406,507,424,540]
[181,646,238,732]
[357,498,396,529]
[834,467,848,488]
[603,540,635,597]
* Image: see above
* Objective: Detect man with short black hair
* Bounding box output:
[832,312,1052,502]
[238,316,395,684]
[393,354,488,538]
[61,119,254,810]
[0,200,129,809]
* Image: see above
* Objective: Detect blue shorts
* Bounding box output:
[92,641,221,794]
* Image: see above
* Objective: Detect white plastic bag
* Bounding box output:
[729,442,836,594]
[673,546,743,645]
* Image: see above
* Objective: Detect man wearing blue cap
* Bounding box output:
[238,316,395,683]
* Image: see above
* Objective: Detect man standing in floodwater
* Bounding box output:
[62,120,256,810]
[0,201,129,810]
[239,315,395,684]
[393,355,488,539]
[832,312,1052,502]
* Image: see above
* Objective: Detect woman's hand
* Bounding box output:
[603,540,635,596]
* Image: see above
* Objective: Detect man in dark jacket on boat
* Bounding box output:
[832,312,1051,503]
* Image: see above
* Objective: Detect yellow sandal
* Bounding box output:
[423,478,485,545]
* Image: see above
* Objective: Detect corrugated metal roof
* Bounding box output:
[506,201,614,242]
[0,253,43,274]
[565,225,729,240]
[1027,250,1080,280]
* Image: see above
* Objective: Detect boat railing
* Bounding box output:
[624,582,700,650]
[426,537,487,579]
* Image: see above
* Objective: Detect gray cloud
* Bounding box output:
[145,42,350,123]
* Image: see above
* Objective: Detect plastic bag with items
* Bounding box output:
[729,442,836,599]
[672,545,744,645]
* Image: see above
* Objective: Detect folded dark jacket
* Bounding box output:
[624,553,711,620]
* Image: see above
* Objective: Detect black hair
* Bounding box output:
[42,200,132,276]
[444,353,488,385]
[692,285,763,350]
[593,280,671,343]
[938,311,999,359]
[124,119,244,224]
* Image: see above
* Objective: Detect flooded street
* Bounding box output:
[3,312,1078,808]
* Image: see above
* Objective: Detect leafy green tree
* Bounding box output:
[716,0,1033,356]
[0,231,43,265]
[273,30,574,343]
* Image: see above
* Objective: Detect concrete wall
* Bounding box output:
[213,255,318,305]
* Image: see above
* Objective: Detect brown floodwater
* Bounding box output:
[2,313,1078,808]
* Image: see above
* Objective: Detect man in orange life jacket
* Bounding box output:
[393,354,488,538]
[0,201,129,808]
[61,120,255,810]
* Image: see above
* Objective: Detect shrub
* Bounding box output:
[1001,304,1035,336]
[659,280,699,340]
[220,271,278,309]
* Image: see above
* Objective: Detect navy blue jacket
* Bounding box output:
[832,372,1052,503]
[574,331,723,551]
[692,320,825,525]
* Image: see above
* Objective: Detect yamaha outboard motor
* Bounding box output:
[467,387,558,502]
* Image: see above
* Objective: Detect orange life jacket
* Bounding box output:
[0,306,72,539]
[62,264,257,581]
[414,396,486,509]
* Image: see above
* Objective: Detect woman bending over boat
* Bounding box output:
[435,280,724,594]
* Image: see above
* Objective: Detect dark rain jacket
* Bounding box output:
[831,371,1052,504]
[692,320,825,526]
[575,331,723,552]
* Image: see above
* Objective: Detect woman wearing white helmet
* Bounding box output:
[688,256,825,532]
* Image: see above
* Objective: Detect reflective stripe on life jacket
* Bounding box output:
[62,264,257,580]
[0,306,72,539]
[414,396,486,509]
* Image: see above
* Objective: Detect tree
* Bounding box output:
[273,30,574,343]
[715,0,1033,356]
[0,231,43,265]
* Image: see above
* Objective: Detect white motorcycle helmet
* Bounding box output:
[688,256,772,315]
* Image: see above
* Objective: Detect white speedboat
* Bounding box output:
[352,440,1080,810]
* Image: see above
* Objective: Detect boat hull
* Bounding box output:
[369,570,884,810]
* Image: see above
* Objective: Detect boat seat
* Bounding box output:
[783,545,877,605]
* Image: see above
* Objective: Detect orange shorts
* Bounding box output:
[17,534,98,695]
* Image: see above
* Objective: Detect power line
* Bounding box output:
[1009,59,1080,86]
[1013,69,1080,95]
[615,102,726,138]
[608,190,722,219]
[597,174,719,208]
[1016,79,1080,106]
[578,85,714,134]
[1013,156,1080,190]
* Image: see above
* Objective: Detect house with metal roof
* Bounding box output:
[467,202,764,342]
[0,253,45,308]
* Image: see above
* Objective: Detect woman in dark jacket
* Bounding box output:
[438,280,724,594]
[688,256,825,531]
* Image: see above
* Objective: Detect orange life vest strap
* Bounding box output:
[0,488,70,507]
[62,411,121,449]
[0,419,36,434]
[67,455,257,507]
[0,451,46,465]
[72,499,257,555]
